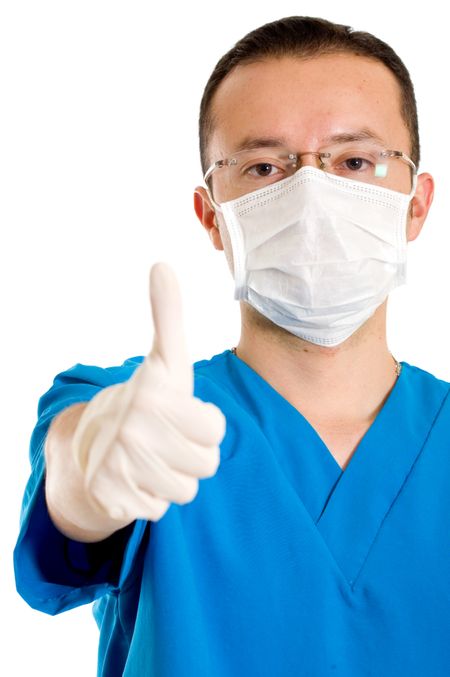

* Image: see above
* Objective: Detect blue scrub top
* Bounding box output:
[14,350,450,676]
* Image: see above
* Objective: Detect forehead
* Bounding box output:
[208,53,409,157]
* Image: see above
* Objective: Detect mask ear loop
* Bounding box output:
[409,172,418,199]
[404,172,418,226]
[205,181,223,215]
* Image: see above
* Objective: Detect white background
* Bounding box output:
[2,1,449,674]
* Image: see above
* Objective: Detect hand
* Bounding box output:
[73,263,226,523]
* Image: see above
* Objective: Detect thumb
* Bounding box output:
[148,262,192,391]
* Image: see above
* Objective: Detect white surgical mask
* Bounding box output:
[219,166,416,347]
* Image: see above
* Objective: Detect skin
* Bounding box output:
[194,53,434,470]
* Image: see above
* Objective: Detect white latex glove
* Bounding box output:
[72,263,226,523]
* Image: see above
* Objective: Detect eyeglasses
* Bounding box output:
[204,142,417,204]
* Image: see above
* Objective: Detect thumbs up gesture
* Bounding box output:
[72,263,226,524]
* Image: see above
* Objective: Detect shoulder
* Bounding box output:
[41,356,144,405]
[194,349,233,383]
[50,355,145,388]
[193,350,244,404]
[40,352,235,418]
[401,361,450,392]
[401,361,450,423]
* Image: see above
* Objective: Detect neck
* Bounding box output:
[235,300,398,429]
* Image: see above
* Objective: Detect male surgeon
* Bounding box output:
[15,16,449,677]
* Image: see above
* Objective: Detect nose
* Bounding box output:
[296,151,327,170]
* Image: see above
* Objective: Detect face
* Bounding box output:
[194,53,434,268]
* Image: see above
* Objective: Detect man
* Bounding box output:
[15,16,448,677]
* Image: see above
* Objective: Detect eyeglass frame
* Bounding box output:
[203,145,418,205]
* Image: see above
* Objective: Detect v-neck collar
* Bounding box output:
[225,351,342,524]
[315,363,450,587]
[225,352,450,588]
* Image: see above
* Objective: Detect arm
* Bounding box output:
[14,263,225,614]
[13,365,146,615]
[43,263,224,539]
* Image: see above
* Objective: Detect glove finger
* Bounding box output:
[148,262,192,393]
[86,460,171,523]
[123,437,201,505]
[131,391,226,447]
[166,398,226,447]
[120,409,221,478]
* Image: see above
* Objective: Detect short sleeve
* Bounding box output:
[13,357,147,615]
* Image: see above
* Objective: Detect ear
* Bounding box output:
[407,172,434,242]
[193,186,224,250]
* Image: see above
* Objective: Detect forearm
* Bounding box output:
[44,402,132,543]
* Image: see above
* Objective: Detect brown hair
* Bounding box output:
[199,16,419,172]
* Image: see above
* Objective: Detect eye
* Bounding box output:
[343,156,372,172]
[247,162,281,178]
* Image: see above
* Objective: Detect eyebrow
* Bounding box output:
[233,137,287,153]
[323,128,386,145]
[233,128,386,153]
